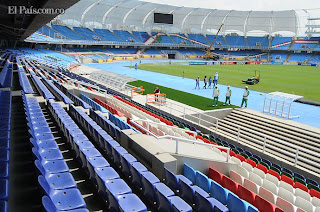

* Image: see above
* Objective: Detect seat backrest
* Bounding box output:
[237,184,256,205]
[164,168,179,191]
[221,175,238,194]
[227,192,247,212]
[266,173,280,186]
[295,188,311,201]
[295,196,314,212]
[276,197,295,212]
[262,179,278,195]
[244,179,259,194]
[281,175,294,186]
[211,180,229,205]
[195,171,210,193]
[254,195,275,212]
[231,156,242,165]
[279,181,294,193]
[310,189,320,199]
[257,163,268,174]
[209,167,223,184]
[312,196,320,207]
[294,182,308,192]
[183,164,196,184]
[237,166,249,179]
[242,161,254,172]
[249,172,263,186]
[230,170,243,185]
[278,187,295,204]
[246,159,257,168]
[259,187,276,204]
[253,167,266,179]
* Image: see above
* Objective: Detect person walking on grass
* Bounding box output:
[223,86,232,106]
[208,76,212,88]
[241,86,250,108]
[195,76,200,89]
[212,85,220,107]
[203,76,207,89]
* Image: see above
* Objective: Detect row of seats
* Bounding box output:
[17,57,35,94]
[68,105,150,211]
[0,90,11,212]
[81,94,108,113]
[42,78,74,104]
[0,60,13,88]
[22,93,88,212]
[71,104,192,212]
[28,69,55,100]
[49,100,147,212]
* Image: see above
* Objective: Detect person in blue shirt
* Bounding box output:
[135,63,138,70]
[203,76,207,89]
[213,75,217,87]
[208,76,212,88]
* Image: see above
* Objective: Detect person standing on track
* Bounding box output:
[223,85,232,106]
[212,85,220,107]
[195,76,200,89]
[215,72,219,85]
[135,63,138,70]
[213,74,217,87]
[241,86,250,108]
[203,76,207,89]
[208,76,212,88]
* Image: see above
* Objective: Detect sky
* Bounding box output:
[143,0,320,11]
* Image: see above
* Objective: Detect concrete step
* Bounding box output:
[216,122,320,165]
[223,116,320,153]
[234,108,320,139]
[226,112,320,147]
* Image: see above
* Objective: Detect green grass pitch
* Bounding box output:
[128,80,238,110]
[133,63,320,102]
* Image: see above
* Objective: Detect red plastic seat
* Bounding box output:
[221,176,238,194]
[208,168,224,184]
[268,169,280,181]
[257,163,268,174]
[236,154,246,162]
[310,189,320,199]
[254,195,276,212]
[229,150,236,157]
[246,158,257,168]
[281,175,294,186]
[237,184,256,205]
[294,182,308,192]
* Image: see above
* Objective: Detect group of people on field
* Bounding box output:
[196,73,250,108]
[195,72,219,89]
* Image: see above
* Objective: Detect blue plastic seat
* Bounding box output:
[104,139,120,158]
[79,148,101,167]
[141,171,161,202]
[130,162,148,188]
[0,180,9,201]
[227,192,248,212]
[261,158,272,167]
[112,146,128,167]
[252,154,262,162]
[105,179,132,211]
[294,172,306,181]
[0,162,9,179]
[0,138,9,150]
[271,163,282,171]
[282,167,293,176]
[118,193,147,212]
[95,167,120,198]
[35,159,69,177]
[306,178,319,187]
[32,148,63,161]
[120,153,137,177]
[184,164,196,184]
[244,150,253,157]
[211,180,230,205]
[170,196,192,212]
[247,205,260,212]
[86,156,110,182]
[154,183,175,212]
[179,178,209,205]
[195,171,211,193]
[41,173,77,191]
[0,201,8,212]
[41,189,86,211]
[164,168,192,192]
[0,151,9,162]
[194,191,228,212]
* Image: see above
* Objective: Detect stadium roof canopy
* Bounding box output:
[52,0,320,36]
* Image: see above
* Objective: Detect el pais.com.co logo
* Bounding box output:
[8,6,65,15]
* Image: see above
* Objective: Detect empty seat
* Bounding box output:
[179,178,209,205]
[118,194,148,212]
[0,179,9,201]
[141,171,160,202]
[194,191,228,212]
[262,179,278,195]
[294,182,308,192]
[195,171,211,193]
[221,175,238,194]
[227,192,253,212]
[164,168,192,192]
[242,162,254,172]
[253,167,266,179]
[230,156,242,165]
[120,153,137,177]
[254,195,276,212]
[0,201,8,212]
[266,173,279,186]
[230,170,243,185]
[295,188,311,201]
[211,180,230,205]
[249,172,263,186]
[259,187,276,204]
[184,164,196,184]
[295,196,314,212]
[130,162,148,188]
[278,187,295,204]
[95,167,120,198]
[244,178,259,194]
[279,181,294,193]
[237,166,249,179]
[0,162,9,179]
[237,184,256,205]
[39,173,77,191]
[209,167,224,184]
[276,197,295,212]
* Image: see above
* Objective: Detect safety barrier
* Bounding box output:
[131,86,143,97]
[146,94,166,105]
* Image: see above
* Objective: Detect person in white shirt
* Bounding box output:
[212,85,220,107]
[215,72,219,85]
[195,76,200,89]
[223,86,232,106]
[241,86,250,108]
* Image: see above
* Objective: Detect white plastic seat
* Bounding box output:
[244,178,259,194]
[237,166,249,179]
[213,147,223,154]
[253,167,266,179]
[230,156,242,166]
[259,187,276,204]
[278,187,295,204]
[249,172,263,186]
[312,197,320,207]
[242,161,253,172]
[315,206,320,212]
[279,181,295,193]
[229,170,243,185]
[266,173,279,187]
[276,197,295,212]
[295,188,311,202]
[295,196,314,212]
[262,179,278,195]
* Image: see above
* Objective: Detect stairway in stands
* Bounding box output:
[213,108,320,176]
